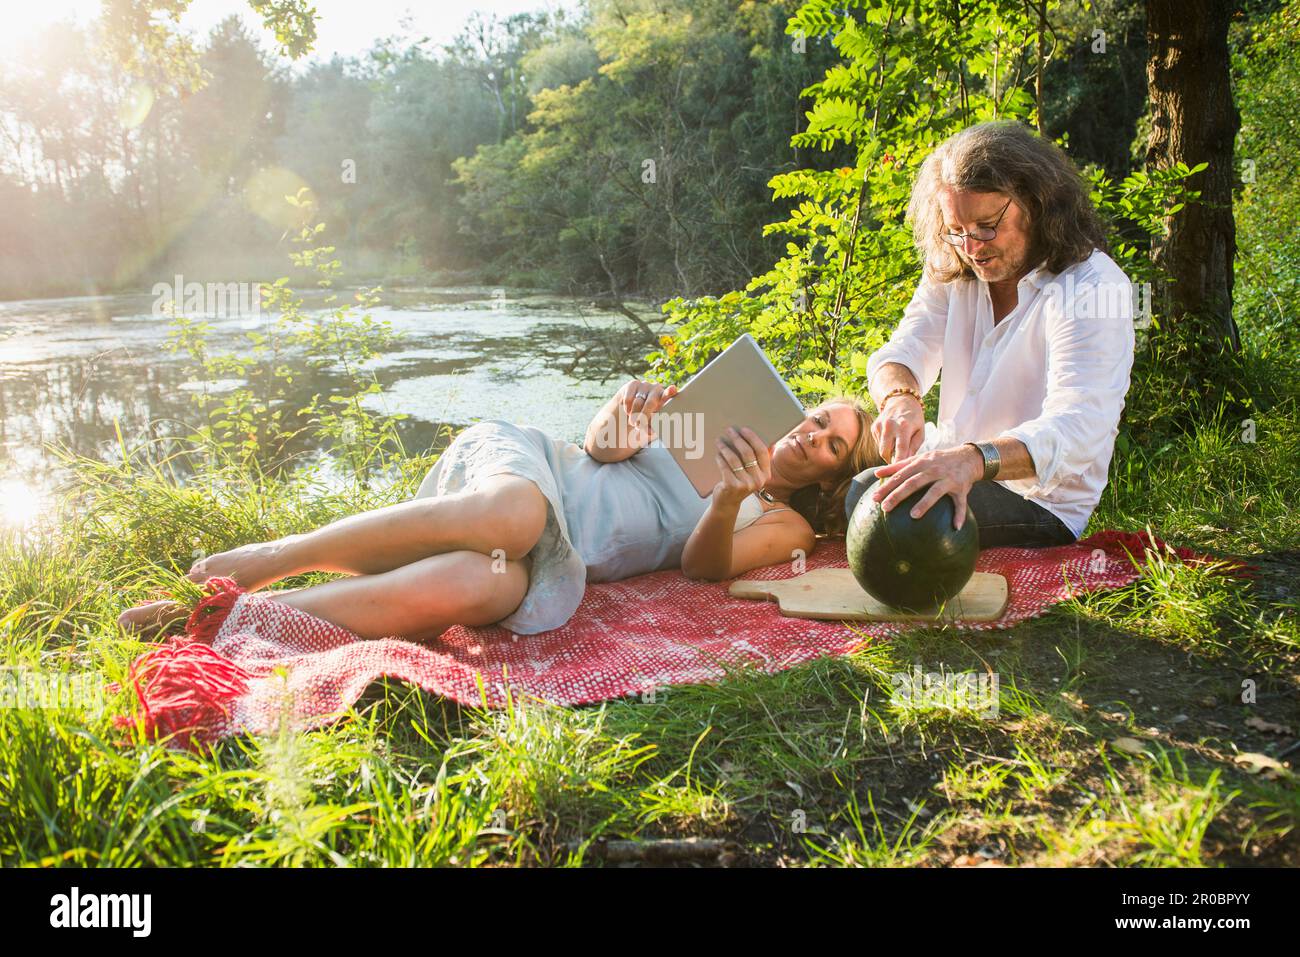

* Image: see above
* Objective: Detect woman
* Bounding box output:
[118,380,883,641]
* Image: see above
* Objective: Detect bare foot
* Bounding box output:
[187,538,298,591]
[118,599,191,638]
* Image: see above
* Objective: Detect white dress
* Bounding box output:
[413,419,791,634]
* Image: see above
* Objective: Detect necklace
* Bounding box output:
[757,488,781,505]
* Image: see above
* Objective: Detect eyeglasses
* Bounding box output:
[940,197,1013,246]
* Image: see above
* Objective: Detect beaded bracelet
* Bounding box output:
[879,386,922,410]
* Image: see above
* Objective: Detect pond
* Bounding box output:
[0,286,664,532]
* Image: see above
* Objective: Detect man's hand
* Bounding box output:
[871,394,926,464]
[869,444,984,530]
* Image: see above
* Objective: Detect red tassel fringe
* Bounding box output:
[182,575,247,643]
[115,576,252,750]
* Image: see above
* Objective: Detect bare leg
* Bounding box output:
[187,473,548,591]
[117,582,315,637]
[271,549,532,641]
[120,552,531,641]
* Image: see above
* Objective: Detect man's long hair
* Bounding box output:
[907,120,1108,283]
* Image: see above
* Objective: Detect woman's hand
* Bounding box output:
[587,379,678,462]
[713,425,771,506]
[618,378,678,448]
[870,445,983,531]
[682,425,782,581]
[871,394,926,464]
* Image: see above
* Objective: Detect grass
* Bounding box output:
[1,330,1298,868]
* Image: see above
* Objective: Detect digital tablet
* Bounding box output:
[653,333,806,497]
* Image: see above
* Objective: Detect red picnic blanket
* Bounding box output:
[113,530,1253,749]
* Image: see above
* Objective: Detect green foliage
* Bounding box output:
[101,0,207,94]
[102,0,316,91]
[1234,0,1300,357]
[247,0,319,60]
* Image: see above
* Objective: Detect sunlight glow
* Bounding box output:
[243,167,314,229]
[0,1,580,62]
[0,1,101,57]
[0,479,46,531]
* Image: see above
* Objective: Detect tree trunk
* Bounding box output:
[1145,0,1242,365]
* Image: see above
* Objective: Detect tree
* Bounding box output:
[1144,0,1243,393]
[451,0,832,298]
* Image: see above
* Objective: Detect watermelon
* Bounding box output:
[844,469,979,612]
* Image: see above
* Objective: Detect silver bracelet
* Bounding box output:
[964,441,1001,482]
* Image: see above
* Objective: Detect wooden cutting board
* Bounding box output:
[728,568,1009,622]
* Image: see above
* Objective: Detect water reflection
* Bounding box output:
[0,287,658,503]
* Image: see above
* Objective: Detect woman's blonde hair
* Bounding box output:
[787,394,886,537]
[907,120,1108,283]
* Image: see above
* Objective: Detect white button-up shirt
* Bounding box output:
[866,248,1136,539]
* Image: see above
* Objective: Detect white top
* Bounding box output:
[731,492,791,531]
[866,248,1136,538]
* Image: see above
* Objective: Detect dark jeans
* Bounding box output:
[966,480,1077,549]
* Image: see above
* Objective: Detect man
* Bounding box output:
[866,120,1136,547]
